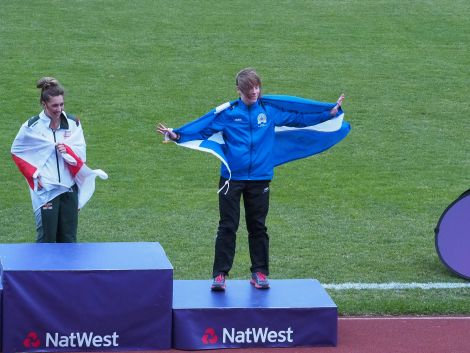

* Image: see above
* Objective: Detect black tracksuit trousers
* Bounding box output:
[35,184,79,243]
[213,177,270,278]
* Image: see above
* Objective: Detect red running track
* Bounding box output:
[330,316,470,353]
[77,316,470,353]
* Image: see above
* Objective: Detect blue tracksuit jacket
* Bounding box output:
[176,98,332,181]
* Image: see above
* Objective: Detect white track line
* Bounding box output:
[324,282,470,290]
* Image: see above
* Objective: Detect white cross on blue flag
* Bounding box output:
[169,95,350,182]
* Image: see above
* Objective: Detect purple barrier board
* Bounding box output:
[435,189,470,279]
[173,279,337,350]
[0,242,173,353]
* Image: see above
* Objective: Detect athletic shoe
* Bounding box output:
[211,274,226,291]
[250,272,270,289]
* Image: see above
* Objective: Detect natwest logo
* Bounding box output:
[23,332,41,348]
[201,328,218,344]
[46,332,119,348]
[23,331,120,349]
[201,326,294,345]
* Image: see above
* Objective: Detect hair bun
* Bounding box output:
[37,77,60,90]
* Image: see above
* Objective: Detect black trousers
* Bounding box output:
[35,184,79,243]
[213,177,270,277]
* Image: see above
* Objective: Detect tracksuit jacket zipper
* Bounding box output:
[52,130,61,182]
[248,107,253,178]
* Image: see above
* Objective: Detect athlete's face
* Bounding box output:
[238,85,260,106]
[43,95,64,121]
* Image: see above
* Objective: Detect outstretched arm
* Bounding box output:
[273,93,346,127]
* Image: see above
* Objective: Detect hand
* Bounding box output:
[36,178,43,191]
[330,93,345,116]
[56,143,67,153]
[156,123,178,141]
[336,93,345,107]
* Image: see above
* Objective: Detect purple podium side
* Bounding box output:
[0,242,173,353]
[172,279,337,350]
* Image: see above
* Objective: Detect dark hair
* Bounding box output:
[235,68,262,95]
[37,77,65,104]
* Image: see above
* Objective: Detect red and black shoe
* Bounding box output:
[250,272,270,289]
[211,274,226,291]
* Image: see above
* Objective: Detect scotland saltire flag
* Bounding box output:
[170,95,351,180]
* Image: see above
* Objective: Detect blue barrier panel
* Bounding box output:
[173,279,337,349]
[0,274,2,352]
[0,242,173,353]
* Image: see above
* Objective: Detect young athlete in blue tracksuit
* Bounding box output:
[158,68,344,291]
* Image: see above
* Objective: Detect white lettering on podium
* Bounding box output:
[45,332,119,348]
[222,327,293,343]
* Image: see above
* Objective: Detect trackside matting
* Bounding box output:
[173,279,337,349]
[0,242,173,353]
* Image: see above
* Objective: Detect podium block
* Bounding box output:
[0,242,173,353]
[173,279,337,350]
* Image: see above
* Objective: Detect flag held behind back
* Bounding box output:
[172,95,351,177]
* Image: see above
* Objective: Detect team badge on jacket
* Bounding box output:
[257,113,267,127]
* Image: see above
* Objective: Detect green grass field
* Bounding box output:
[1,0,469,315]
